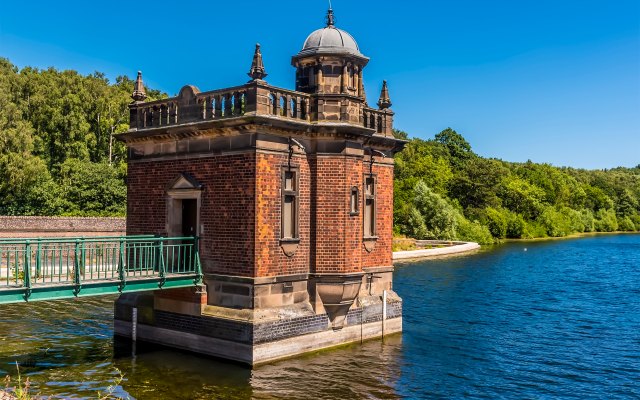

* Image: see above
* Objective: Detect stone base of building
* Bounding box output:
[113,290,402,366]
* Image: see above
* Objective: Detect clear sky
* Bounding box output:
[1,0,638,169]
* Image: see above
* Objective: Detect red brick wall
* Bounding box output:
[310,155,370,274]
[345,156,364,272]
[127,150,394,279]
[255,152,311,276]
[127,154,256,276]
[362,163,394,268]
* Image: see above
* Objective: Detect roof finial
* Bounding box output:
[326,6,335,27]
[131,71,147,103]
[377,80,392,109]
[248,43,268,81]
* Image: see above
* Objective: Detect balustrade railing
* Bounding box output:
[0,235,202,301]
[130,83,313,130]
[266,88,310,121]
[363,107,388,134]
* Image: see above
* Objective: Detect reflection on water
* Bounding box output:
[0,296,403,399]
[1,234,639,399]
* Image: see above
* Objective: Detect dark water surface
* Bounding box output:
[0,234,638,399]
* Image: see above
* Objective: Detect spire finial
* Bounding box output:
[248,43,268,81]
[131,70,147,102]
[377,80,392,109]
[326,7,335,27]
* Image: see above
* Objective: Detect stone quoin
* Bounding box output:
[114,7,406,366]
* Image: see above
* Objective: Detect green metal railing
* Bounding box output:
[0,235,203,303]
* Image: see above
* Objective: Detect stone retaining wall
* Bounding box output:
[393,241,480,260]
[0,216,126,238]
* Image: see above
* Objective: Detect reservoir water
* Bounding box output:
[0,234,638,399]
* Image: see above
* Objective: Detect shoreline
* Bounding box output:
[392,231,639,261]
[502,230,640,243]
[393,241,480,261]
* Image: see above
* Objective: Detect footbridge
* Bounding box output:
[0,236,202,304]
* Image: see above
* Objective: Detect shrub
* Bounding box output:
[580,209,596,232]
[412,181,459,240]
[456,215,495,244]
[594,208,618,232]
[506,213,526,238]
[617,216,636,232]
[523,221,548,239]
[485,207,508,238]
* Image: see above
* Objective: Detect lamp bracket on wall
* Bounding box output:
[288,137,306,169]
[367,148,386,175]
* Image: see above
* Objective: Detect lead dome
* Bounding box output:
[295,9,367,59]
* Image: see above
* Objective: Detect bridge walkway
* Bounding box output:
[0,235,202,304]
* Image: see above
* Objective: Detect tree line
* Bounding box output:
[393,128,640,243]
[1,58,638,241]
[0,58,163,216]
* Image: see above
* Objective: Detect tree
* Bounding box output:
[449,158,508,210]
[434,127,474,166]
[409,181,459,240]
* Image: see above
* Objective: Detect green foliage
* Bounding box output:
[449,157,507,209]
[1,56,639,241]
[594,208,618,232]
[617,216,636,232]
[456,215,495,245]
[58,159,127,216]
[0,57,165,217]
[499,175,545,219]
[394,127,640,241]
[409,181,459,240]
[434,127,474,166]
[484,207,508,238]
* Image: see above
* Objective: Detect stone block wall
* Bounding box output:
[0,216,126,238]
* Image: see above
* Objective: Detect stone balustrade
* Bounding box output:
[363,107,393,136]
[265,87,311,121]
[129,82,393,135]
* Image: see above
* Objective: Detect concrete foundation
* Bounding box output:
[114,282,402,366]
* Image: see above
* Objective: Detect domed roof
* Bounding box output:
[294,9,367,60]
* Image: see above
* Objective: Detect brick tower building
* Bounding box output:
[115,8,406,365]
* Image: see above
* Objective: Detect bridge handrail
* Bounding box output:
[0,235,203,302]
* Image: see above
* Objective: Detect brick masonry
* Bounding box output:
[127,153,256,276]
[116,10,406,365]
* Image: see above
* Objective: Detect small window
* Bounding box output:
[364,176,376,237]
[350,187,359,215]
[282,168,299,240]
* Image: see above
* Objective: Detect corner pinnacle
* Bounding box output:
[248,43,268,81]
[131,71,147,102]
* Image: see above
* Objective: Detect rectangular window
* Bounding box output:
[350,186,359,215]
[364,176,376,237]
[282,168,299,240]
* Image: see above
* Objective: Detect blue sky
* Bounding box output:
[1,0,638,169]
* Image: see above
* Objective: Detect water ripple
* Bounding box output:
[0,234,638,399]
